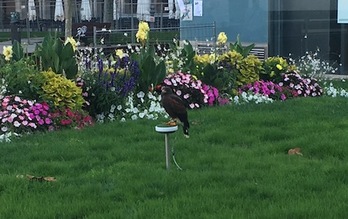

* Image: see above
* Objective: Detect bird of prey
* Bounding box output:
[161,86,190,138]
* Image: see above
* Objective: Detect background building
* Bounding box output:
[0,0,347,74]
[182,0,347,74]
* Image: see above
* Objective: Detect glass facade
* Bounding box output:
[269,0,348,74]
[182,0,347,74]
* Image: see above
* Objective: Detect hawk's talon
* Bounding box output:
[166,120,177,126]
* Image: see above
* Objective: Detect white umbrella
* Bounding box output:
[137,0,151,21]
[28,0,37,21]
[80,0,92,21]
[113,0,120,20]
[54,0,64,21]
[175,0,180,19]
[168,0,175,19]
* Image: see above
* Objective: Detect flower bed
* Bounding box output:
[0,25,343,142]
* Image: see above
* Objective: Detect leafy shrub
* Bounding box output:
[40,69,85,110]
[219,51,262,89]
[261,56,295,82]
[0,59,43,100]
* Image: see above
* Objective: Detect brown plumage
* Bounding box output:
[161,86,190,138]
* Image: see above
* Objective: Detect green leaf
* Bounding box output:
[11,40,24,61]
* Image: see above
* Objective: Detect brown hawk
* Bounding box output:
[161,86,190,138]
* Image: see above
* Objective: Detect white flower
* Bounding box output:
[13,121,21,127]
[137,91,145,99]
[131,114,138,120]
[110,105,116,113]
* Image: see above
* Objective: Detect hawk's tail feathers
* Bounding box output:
[183,121,189,138]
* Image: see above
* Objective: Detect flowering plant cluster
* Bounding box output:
[50,108,93,130]
[323,82,348,98]
[78,56,140,117]
[239,80,288,101]
[0,96,53,142]
[95,91,166,123]
[163,72,209,109]
[278,71,323,97]
[233,92,274,105]
[202,84,230,106]
[289,49,338,78]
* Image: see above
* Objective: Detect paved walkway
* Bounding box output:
[0,37,44,54]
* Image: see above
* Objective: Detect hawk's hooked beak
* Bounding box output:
[161,87,166,93]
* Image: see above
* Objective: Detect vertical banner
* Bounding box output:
[338,0,348,23]
[194,0,203,17]
[177,0,193,21]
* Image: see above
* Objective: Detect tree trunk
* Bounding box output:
[103,0,114,28]
[64,0,72,38]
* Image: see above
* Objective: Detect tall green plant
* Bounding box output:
[132,45,166,92]
[11,40,24,61]
[34,35,78,79]
[229,35,255,58]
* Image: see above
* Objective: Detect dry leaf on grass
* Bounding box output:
[288,147,303,156]
[16,174,57,182]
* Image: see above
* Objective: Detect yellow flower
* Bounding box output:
[217,32,228,45]
[136,30,148,44]
[107,67,115,73]
[115,49,124,58]
[276,64,283,70]
[138,21,150,33]
[64,36,78,51]
[136,21,150,46]
[3,46,13,61]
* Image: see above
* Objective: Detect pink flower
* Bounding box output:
[14,96,21,102]
[280,94,286,101]
[45,118,52,124]
[38,119,44,125]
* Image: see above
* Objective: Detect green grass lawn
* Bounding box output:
[1,96,348,218]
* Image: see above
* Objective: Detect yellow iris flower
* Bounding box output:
[3,46,13,61]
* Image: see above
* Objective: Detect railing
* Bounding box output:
[93,23,217,48]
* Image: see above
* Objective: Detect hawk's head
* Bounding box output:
[161,86,173,95]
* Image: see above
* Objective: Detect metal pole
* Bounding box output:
[26,1,31,44]
[93,26,96,46]
[164,133,171,170]
[131,2,135,44]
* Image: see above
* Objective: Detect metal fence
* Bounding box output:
[92,22,217,49]
[0,1,180,31]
